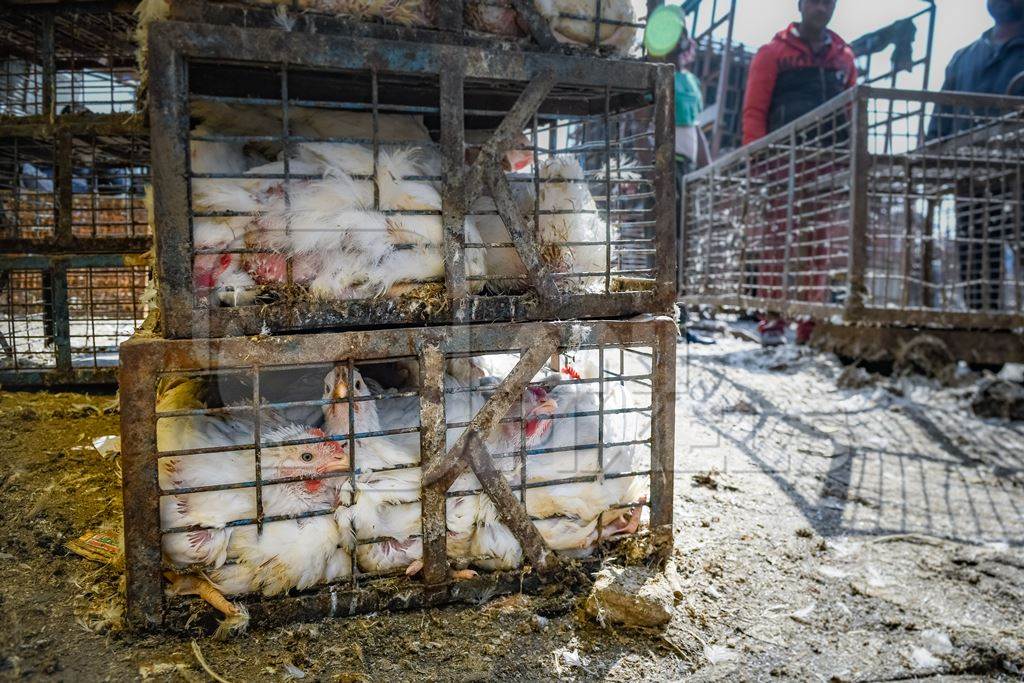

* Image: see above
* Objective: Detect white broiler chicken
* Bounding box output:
[532,0,642,54]
[523,365,645,537]
[156,379,350,629]
[537,156,607,292]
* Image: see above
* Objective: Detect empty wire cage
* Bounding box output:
[0,125,151,251]
[119,319,676,628]
[680,86,1024,330]
[148,25,674,338]
[0,255,150,384]
[0,5,139,119]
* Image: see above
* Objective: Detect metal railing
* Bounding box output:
[680,86,1024,331]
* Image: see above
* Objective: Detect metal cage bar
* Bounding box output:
[680,86,1024,331]
[119,318,676,630]
[0,252,150,385]
[148,23,676,339]
[0,116,152,253]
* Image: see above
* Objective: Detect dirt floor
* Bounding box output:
[1,335,1022,682]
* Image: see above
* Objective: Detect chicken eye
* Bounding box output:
[300,452,314,462]
[355,380,363,390]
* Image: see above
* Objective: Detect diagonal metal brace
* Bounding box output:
[462,430,560,575]
[511,0,561,49]
[484,164,562,299]
[421,334,558,491]
[462,69,556,205]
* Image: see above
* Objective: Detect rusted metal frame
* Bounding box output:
[651,63,677,310]
[782,129,796,303]
[846,91,871,321]
[464,429,561,575]
[461,67,561,300]
[709,0,737,157]
[149,24,668,336]
[48,258,72,374]
[119,341,164,629]
[40,11,56,121]
[189,292,665,338]
[147,26,194,340]
[856,306,1024,331]
[681,293,845,320]
[0,114,147,137]
[463,70,556,203]
[900,155,914,308]
[920,199,936,308]
[647,317,675,546]
[417,344,449,593]
[484,165,561,299]
[440,51,469,312]
[511,0,561,50]
[422,334,559,490]
[54,129,74,242]
[120,320,670,626]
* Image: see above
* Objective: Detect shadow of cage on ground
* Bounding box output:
[677,345,1024,548]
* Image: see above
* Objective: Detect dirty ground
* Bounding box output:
[0,338,1022,681]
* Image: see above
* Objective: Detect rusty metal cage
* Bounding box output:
[155,0,655,59]
[119,318,676,629]
[0,118,151,253]
[680,86,1024,331]
[148,23,675,339]
[0,253,149,385]
[0,3,140,120]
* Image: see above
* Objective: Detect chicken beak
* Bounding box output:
[319,457,350,475]
[525,398,558,441]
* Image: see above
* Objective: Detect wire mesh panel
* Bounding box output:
[0,255,150,385]
[0,124,151,252]
[681,86,1024,331]
[0,269,57,372]
[67,266,149,370]
[119,319,676,629]
[149,24,675,338]
[0,6,139,119]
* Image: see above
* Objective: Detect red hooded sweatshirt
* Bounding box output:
[742,23,857,146]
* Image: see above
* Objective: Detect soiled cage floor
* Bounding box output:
[1,339,1024,680]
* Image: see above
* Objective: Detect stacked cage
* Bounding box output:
[122,1,677,630]
[1,3,151,385]
[680,86,1024,331]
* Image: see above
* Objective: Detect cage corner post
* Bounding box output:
[653,62,678,311]
[846,89,871,322]
[147,24,193,341]
[118,340,165,630]
[418,342,450,601]
[648,318,677,559]
[440,50,470,323]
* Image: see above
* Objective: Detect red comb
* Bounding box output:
[562,365,582,381]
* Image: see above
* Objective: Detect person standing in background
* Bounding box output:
[742,0,857,145]
[671,36,710,178]
[741,0,857,346]
[931,0,1024,312]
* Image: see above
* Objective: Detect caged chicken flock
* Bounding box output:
[135,0,648,308]
[156,353,650,632]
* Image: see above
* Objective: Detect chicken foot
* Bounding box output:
[600,496,647,540]
[404,559,478,581]
[164,570,242,621]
